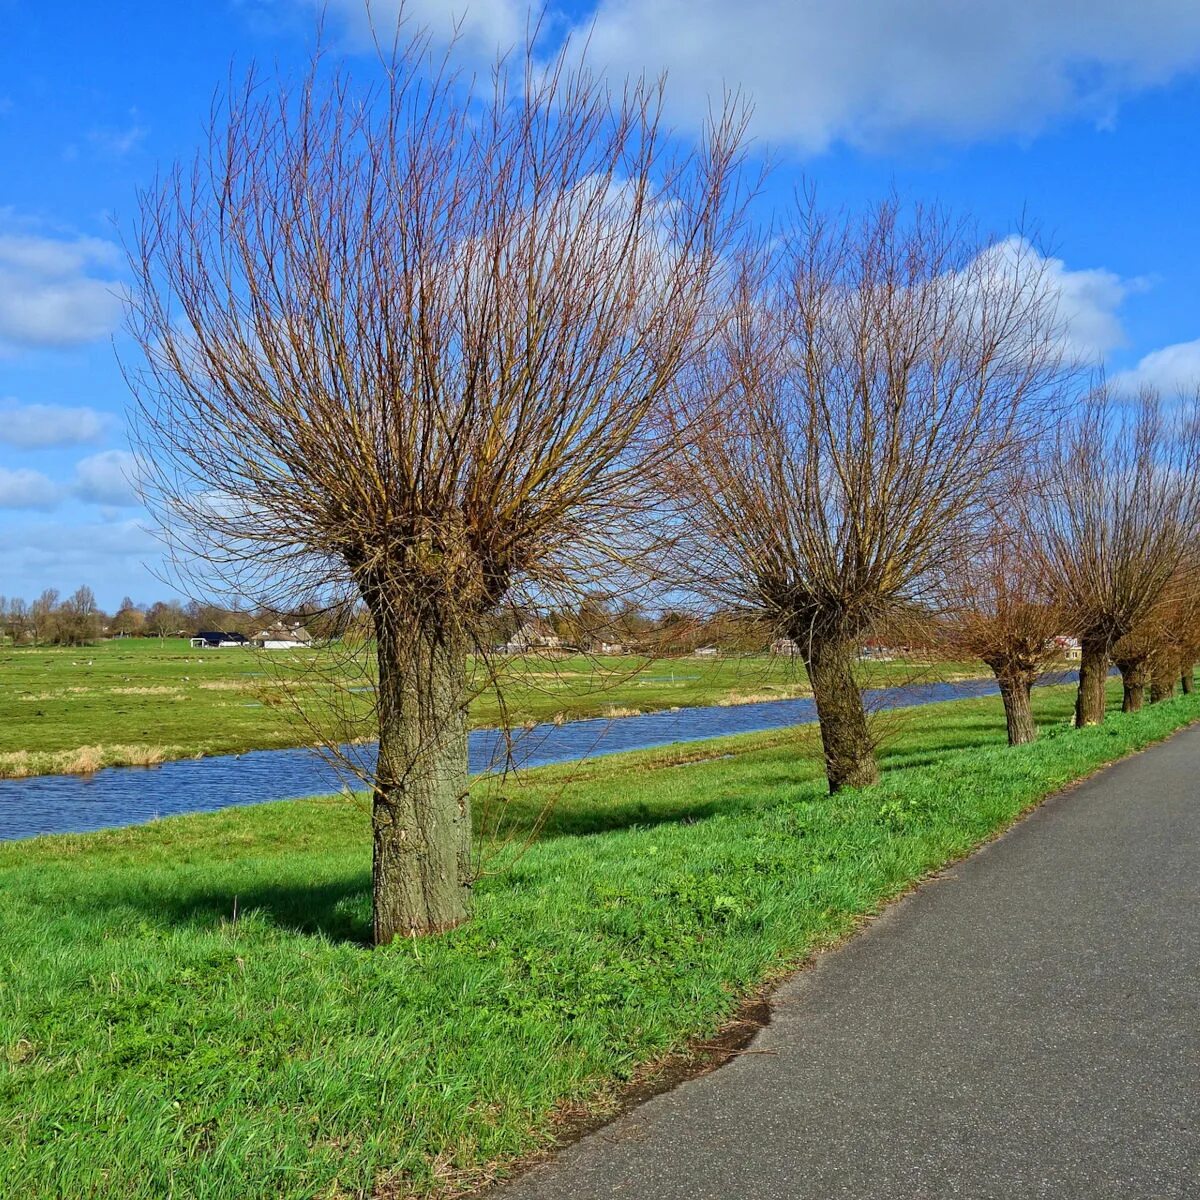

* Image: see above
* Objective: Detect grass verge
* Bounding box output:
[1,683,1196,1199]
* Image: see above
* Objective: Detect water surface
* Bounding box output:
[0,671,1078,841]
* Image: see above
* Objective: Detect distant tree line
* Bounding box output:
[0,586,777,656]
[0,592,354,646]
[0,588,103,647]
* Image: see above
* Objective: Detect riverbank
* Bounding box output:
[0,671,1081,841]
[0,639,988,778]
[2,681,1195,1199]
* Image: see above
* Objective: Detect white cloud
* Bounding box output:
[0,399,110,448]
[1112,338,1200,395]
[1033,248,1141,363]
[305,0,524,58]
[0,515,156,556]
[0,467,62,510]
[294,2,1200,150]
[73,449,139,506]
[562,0,1200,152]
[0,226,125,351]
[969,236,1139,364]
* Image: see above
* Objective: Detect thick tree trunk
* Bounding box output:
[995,668,1037,745]
[1149,663,1176,704]
[371,615,472,945]
[1180,657,1195,695]
[804,633,879,793]
[1074,636,1109,728]
[1115,659,1147,713]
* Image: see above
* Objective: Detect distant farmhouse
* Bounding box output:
[253,623,314,650]
[499,619,564,655]
[1053,635,1082,661]
[589,639,624,655]
[770,637,801,657]
[190,631,248,649]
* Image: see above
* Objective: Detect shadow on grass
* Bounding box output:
[56,872,377,945]
[170,875,374,943]
[479,794,746,841]
[477,755,834,842]
[37,696,1085,946]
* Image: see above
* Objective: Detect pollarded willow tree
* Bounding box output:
[126,30,749,943]
[1112,617,1160,712]
[1030,386,1200,728]
[661,200,1068,792]
[1165,570,1200,694]
[938,509,1066,745]
[1140,557,1200,697]
[1107,563,1195,713]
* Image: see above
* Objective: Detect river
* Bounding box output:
[0,671,1078,840]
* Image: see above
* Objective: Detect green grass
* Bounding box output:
[0,638,987,777]
[2,681,1193,1200]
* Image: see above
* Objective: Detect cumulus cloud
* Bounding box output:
[294,2,1200,150]
[1112,337,1200,395]
[0,226,125,351]
[0,467,62,510]
[968,236,1139,364]
[303,0,524,58]
[0,399,110,448]
[73,449,139,506]
[563,0,1200,152]
[1032,247,1141,363]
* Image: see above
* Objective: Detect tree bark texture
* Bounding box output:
[995,667,1037,745]
[804,634,880,793]
[1074,636,1109,728]
[371,616,471,945]
[1115,659,1148,713]
[1181,658,1195,695]
[1149,660,1176,704]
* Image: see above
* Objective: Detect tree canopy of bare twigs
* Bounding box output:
[660,198,1069,791]
[125,27,750,943]
[937,507,1065,744]
[1029,385,1200,727]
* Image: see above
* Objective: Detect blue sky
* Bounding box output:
[3,0,1200,608]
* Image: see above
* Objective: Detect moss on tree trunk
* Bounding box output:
[804,634,879,793]
[371,617,472,945]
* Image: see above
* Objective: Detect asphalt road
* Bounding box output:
[495,724,1200,1199]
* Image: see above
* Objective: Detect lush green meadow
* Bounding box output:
[0,637,986,777]
[1,679,1194,1199]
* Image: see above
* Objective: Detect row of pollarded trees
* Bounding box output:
[124,23,1200,944]
[936,390,1200,745]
